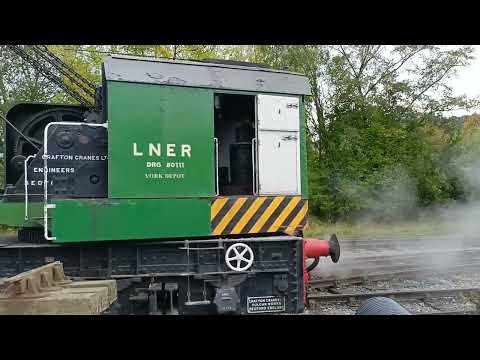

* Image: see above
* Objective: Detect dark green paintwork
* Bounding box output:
[107,82,214,199]
[0,81,309,243]
[0,200,43,227]
[51,198,211,242]
[299,97,308,198]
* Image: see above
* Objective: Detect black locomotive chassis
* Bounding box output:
[0,236,305,314]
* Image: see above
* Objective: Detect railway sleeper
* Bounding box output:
[0,262,117,315]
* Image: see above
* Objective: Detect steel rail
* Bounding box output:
[309,262,480,289]
[307,287,480,303]
[421,310,478,315]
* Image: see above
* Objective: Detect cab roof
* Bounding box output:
[103,55,311,96]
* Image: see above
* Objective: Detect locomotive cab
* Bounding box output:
[0,55,339,315]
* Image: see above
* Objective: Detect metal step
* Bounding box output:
[185,300,211,306]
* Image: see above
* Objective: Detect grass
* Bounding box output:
[304,216,453,238]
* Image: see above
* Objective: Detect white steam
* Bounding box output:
[311,158,480,280]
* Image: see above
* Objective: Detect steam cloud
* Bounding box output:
[311,157,480,280]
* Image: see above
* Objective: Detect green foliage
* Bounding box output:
[0,45,67,189]
[1,45,479,224]
[252,45,480,222]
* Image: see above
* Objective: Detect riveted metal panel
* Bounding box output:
[103,56,311,96]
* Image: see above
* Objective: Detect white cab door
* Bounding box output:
[256,94,300,195]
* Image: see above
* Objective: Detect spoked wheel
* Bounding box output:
[225,243,254,272]
[12,108,84,157]
[7,107,84,183]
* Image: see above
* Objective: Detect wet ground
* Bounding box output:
[310,235,480,280]
[308,235,480,315]
[308,271,480,314]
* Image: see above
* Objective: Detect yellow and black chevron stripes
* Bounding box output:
[211,196,308,236]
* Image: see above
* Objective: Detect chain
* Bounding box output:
[7,45,95,107]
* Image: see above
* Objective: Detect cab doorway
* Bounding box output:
[214,93,256,196]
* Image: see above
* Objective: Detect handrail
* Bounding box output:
[43,121,108,241]
[252,138,257,195]
[24,154,36,221]
[214,137,219,196]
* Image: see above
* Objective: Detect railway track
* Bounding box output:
[308,247,480,289]
[424,310,478,315]
[308,287,480,303]
[307,287,480,315]
[309,261,480,289]
[307,245,480,315]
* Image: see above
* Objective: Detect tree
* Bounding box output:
[0,46,61,111]
[1,44,478,222]
[0,46,66,189]
[252,45,479,221]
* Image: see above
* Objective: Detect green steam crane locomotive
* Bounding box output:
[0,46,340,314]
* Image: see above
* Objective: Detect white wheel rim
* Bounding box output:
[225,243,254,272]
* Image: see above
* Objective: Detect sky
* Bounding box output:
[446,45,480,117]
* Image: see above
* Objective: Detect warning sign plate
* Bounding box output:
[247,296,286,314]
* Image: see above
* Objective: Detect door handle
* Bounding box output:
[214,137,219,196]
[252,138,257,195]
